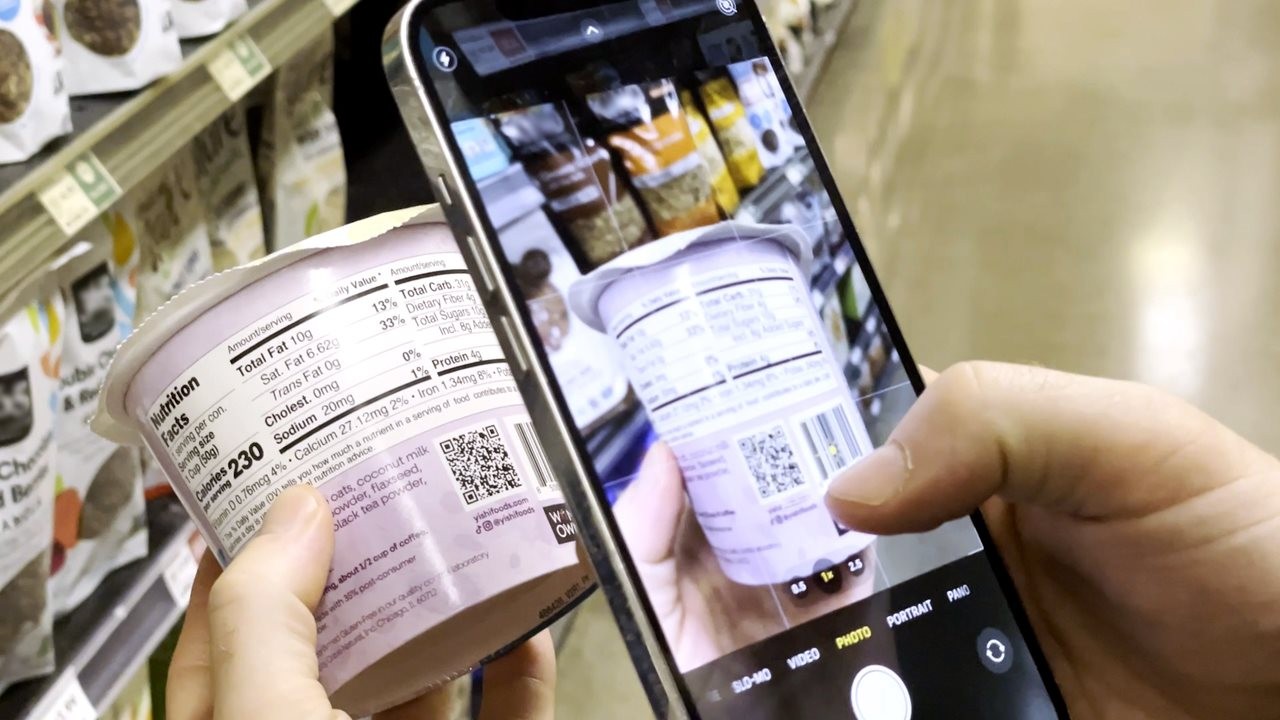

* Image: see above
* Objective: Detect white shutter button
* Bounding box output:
[850,665,912,720]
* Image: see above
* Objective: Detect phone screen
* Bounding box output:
[408,1,1064,717]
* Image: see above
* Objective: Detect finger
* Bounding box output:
[612,442,686,564]
[477,632,557,720]
[826,361,1277,534]
[917,364,938,383]
[207,485,337,720]
[167,551,222,720]
[372,684,454,720]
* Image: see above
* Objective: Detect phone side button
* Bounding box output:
[497,315,532,376]
[463,235,498,298]
[433,174,454,206]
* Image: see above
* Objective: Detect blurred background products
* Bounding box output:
[257,28,346,251]
[171,0,246,39]
[0,0,72,164]
[52,0,183,96]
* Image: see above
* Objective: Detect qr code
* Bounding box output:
[440,424,522,506]
[737,426,807,500]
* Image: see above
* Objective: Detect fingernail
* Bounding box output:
[828,439,912,506]
[261,485,324,535]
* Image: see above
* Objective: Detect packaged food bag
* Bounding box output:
[0,276,62,693]
[0,0,72,164]
[680,89,738,216]
[727,59,796,169]
[493,102,651,269]
[53,0,182,96]
[697,74,765,190]
[119,148,215,321]
[193,106,266,270]
[50,236,146,616]
[586,79,719,238]
[257,29,346,251]
[172,0,245,39]
[453,116,510,181]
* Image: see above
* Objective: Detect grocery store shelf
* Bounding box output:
[0,0,352,295]
[0,499,195,720]
[794,0,859,101]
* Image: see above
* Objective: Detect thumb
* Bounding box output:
[207,484,340,720]
[613,442,687,564]
[825,361,1277,534]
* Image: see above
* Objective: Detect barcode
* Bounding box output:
[800,404,862,480]
[514,420,559,498]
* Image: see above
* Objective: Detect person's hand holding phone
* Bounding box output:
[825,362,1280,719]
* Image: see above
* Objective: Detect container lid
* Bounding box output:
[567,220,813,333]
[91,205,442,445]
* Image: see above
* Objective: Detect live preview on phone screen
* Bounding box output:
[410,0,1062,717]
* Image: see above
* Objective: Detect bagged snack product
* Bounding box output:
[171,0,245,39]
[586,79,719,237]
[119,148,215,321]
[697,73,765,191]
[0,0,72,164]
[257,29,346,251]
[192,106,266,270]
[493,102,650,268]
[50,236,146,616]
[0,276,62,693]
[680,88,739,216]
[53,0,182,96]
[727,58,796,169]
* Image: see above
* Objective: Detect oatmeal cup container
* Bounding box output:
[93,206,594,716]
[570,221,876,586]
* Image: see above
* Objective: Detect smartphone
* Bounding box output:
[385,1,1068,717]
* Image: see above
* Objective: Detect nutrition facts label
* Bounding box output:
[148,251,522,555]
[607,258,835,443]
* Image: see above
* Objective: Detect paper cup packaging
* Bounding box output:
[570,221,875,586]
[94,206,593,715]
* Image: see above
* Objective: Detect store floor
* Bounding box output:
[553,1,1280,716]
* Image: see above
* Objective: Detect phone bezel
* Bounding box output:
[391,2,1070,716]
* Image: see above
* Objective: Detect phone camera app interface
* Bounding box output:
[415,1,1062,717]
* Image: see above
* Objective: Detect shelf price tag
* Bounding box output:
[321,0,358,17]
[208,36,272,101]
[39,670,95,720]
[162,545,201,608]
[36,152,121,237]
